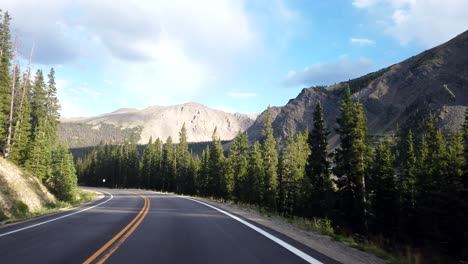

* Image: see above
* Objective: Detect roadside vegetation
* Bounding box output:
[1,189,96,225]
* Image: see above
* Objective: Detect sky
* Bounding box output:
[3,0,468,117]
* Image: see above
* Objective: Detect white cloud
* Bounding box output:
[352,0,380,8]
[350,38,376,46]
[354,0,468,47]
[56,79,94,117]
[228,92,257,99]
[284,57,373,87]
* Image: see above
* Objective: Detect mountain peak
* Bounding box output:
[59,103,258,147]
[247,29,468,145]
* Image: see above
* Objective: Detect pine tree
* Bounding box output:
[141,137,155,189]
[334,86,371,234]
[443,133,465,256]
[305,100,333,217]
[162,136,176,191]
[414,115,448,250]
[30,70,47,138]
[25,123,51,181]
[0,11,13,149]
[208,127,227,198]
[226,131,250,200]
[261,106,278,209]
[176,124,191,194]
[45,68,60,142]
[370,140,398,236]
[152,138,163,190]
[125,141,140,188]
[398,129,417,240]
[9,76,32,166]
[47,144,77,201]
[197,146,210,196]
[244,141,263,204]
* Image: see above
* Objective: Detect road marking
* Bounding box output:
[184,197,322,264]
[84,193,150,264]
[0,191,114,238]
[96,196,150,264]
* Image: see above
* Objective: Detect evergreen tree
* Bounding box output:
[176,124,192,194]
[30,70,47,136]
[443,133,465,256]
[47,144,77,201]
[305,101,333,217]
[278,133,308,215]
[197,146,210,196]
[415,115,448,250]
[162,136,176,191]
[261,106,278,209]
[45,68,60,141]
[25,123,51,181]
[370,140,398,236]
[141,137,155,189]
[0,11,12,149]
[226,131,250,200]
[9,80,32,165]
[208,127,227,198]
[398,129,417,240]
[125,141,140,188]
[152,138,163,190]
[244,141,263,204]
[334,86,371,234]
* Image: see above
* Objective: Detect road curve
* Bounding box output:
[0,188,340,264]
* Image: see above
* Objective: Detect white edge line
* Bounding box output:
[182,197,322,264]
[0,191,114,238]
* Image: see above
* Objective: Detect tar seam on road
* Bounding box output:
[84,193,150,264]
[184,197,323,264]
[0,191,114,238]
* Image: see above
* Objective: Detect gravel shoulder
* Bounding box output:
[195,197,386,264]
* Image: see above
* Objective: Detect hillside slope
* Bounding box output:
[60,102,258,148]
[0,158,55,221]
[248,30,468,144]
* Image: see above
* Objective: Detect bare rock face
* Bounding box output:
[60,103,258,147]
[248,30,468,145]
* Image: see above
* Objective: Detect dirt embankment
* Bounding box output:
[0,158,55,221]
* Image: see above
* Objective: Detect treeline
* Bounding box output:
[77,86,467,261]
[0,10,77,201]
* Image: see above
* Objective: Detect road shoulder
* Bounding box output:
[190,197,386,264]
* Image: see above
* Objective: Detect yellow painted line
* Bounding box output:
[96,196,150,264]
[83,193,150,264]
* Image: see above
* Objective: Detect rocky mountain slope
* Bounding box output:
[0,158,55,221]
[248,30,468,145]
[60,103,257,147]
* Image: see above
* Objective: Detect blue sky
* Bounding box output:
[4,0,468,117]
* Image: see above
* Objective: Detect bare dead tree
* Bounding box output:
[4,32,19,157]
[19,41,34,110]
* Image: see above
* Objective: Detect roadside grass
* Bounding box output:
[198,196,412,264]
[0,189,97,225]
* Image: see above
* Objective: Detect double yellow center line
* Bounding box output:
[84,193,151,264]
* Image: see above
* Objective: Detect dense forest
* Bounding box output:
[0,10,77,201]
[77,86,468,261]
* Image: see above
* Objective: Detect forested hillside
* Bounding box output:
[0,10,77,203]
[77,86,468,262]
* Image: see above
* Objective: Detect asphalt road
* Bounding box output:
[0,188,340,264]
